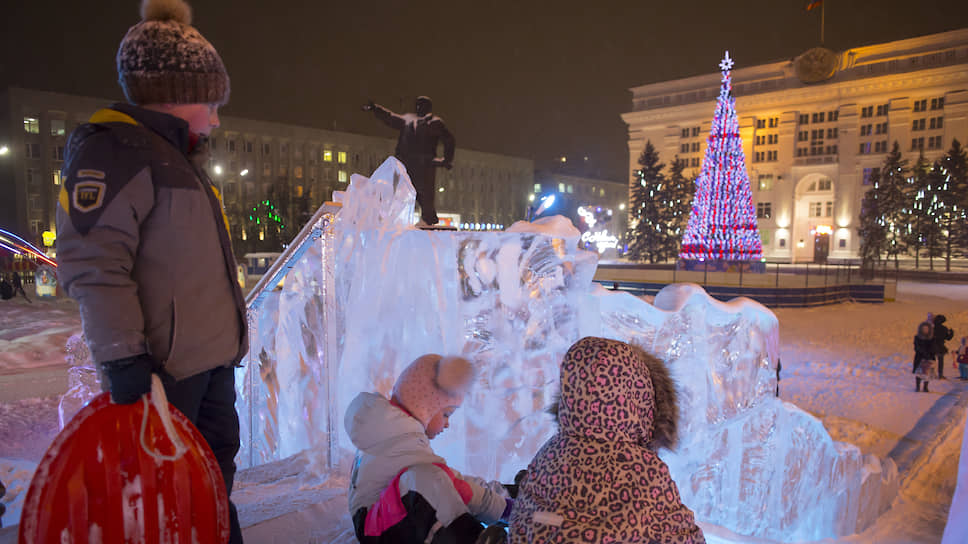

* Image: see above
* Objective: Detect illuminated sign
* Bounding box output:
[42,231,56,247]
[581,230,619,253]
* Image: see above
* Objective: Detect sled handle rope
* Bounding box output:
[139,374,188,462]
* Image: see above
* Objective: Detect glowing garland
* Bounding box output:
[679,51,764,261]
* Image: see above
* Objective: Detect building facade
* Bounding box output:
[0,87,534,254]
[622,29,968,262]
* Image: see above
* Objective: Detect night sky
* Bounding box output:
[3,1,967,182]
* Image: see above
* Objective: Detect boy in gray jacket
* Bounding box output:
[55,0,246,541]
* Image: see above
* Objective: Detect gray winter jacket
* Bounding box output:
[55,104,247,380]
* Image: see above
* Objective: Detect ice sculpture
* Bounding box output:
[589,284,898,541]
[58,333,100,429]
[235,156,898,541]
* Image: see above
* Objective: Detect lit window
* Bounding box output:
[295,185,303,197]
[338,170,348,182]
[50,119,65,137]
[758,175,774,191]
[567,184,573,194]
[323,150,333,162]
[534,183,541,193]
[23,117,39,134]
[558,182,565,192]
[52,171,62,185]
[338,151,347,164]
[295,166,303,179]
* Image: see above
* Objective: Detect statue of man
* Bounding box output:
[363,96,455,225]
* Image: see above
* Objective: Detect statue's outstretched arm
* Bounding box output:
[366,102,405,130]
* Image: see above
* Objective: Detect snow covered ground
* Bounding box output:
[1,282,966,542]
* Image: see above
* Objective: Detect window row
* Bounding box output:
[911,136,944,150]
[676,157,702,168]
[23,116,68,136]
[754,150,778,162]
[679,141,702,153]
[809,201,834,218]
[798,111,840,125]
[861,104,889,118]
[212,137,350,164]
[796,145,838,157]
[860,122,888,136]
[756,134,779,145]
[912,97,944,112]
[755,117,779,129]
[680,126,702,138]
[911,117,944,131]
[859,141,888,154]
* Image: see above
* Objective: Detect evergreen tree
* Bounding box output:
[626,141,668,263]
[665,156,694,256]
[923,162,947,270]
[876,142,910,266]
[245,186,288,252]
[940,139,968,270]
[857,167,888,273]
[679,52,762,261]
[903,153,940,269]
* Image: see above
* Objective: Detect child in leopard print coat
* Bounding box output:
[509,336,704,544]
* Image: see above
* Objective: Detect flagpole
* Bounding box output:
[821,1,825,45]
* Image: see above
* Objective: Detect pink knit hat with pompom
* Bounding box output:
[391,354,476,428]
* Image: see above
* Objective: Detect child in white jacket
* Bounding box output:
[345,354,512,543]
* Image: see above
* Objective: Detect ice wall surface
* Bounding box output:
[235,157,897,541]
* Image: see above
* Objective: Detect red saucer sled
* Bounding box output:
[19,377,229,543]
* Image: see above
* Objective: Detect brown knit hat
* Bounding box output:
[116,0,230,105]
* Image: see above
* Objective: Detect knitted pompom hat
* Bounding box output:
[391,354,476,428]
[116,0,230,105]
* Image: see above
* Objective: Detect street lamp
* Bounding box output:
[0,145,8,156]
[214,164,223,175]
[240,168,249,177]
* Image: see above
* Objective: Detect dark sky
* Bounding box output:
[3,1,967,181]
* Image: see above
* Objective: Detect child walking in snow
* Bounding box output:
[345,354,512,544]
[956,337,968,380]
[914,322,936,392]
[509,337,705,544]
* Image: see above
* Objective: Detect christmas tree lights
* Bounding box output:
[679,52,764,262]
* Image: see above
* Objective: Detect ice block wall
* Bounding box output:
[234,157,898,541]
[589,283,899,541]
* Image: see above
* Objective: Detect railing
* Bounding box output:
[594,260,899,307]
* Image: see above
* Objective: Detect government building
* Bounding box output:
[622,29,968,263]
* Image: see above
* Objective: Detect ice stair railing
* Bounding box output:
[237,202,341,471]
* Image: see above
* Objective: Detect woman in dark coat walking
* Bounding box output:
[915,322,936,392]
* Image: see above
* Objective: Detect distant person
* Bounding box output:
[0,276,12,300]
[914,313,936,373]
[914,322,936,392]
[345,354,512,544]
[509,337,705,544]
[957,337,968,381]
[933,314,954,379]
[11,271,30,302]
[55,0,247,540]
[362,96,455,226]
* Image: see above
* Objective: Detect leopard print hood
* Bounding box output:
[552,337,680,451]
[509,337,703,544]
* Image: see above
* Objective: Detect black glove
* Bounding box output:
[100,354,162,405]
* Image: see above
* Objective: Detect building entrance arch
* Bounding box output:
[792,174,835,263]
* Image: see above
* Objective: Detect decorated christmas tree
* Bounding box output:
[679,52,763,262]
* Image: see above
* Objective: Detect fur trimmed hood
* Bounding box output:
[549,337,679,450]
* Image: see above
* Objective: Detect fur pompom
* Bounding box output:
[435,356,475,395]
[141,0,192,24]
